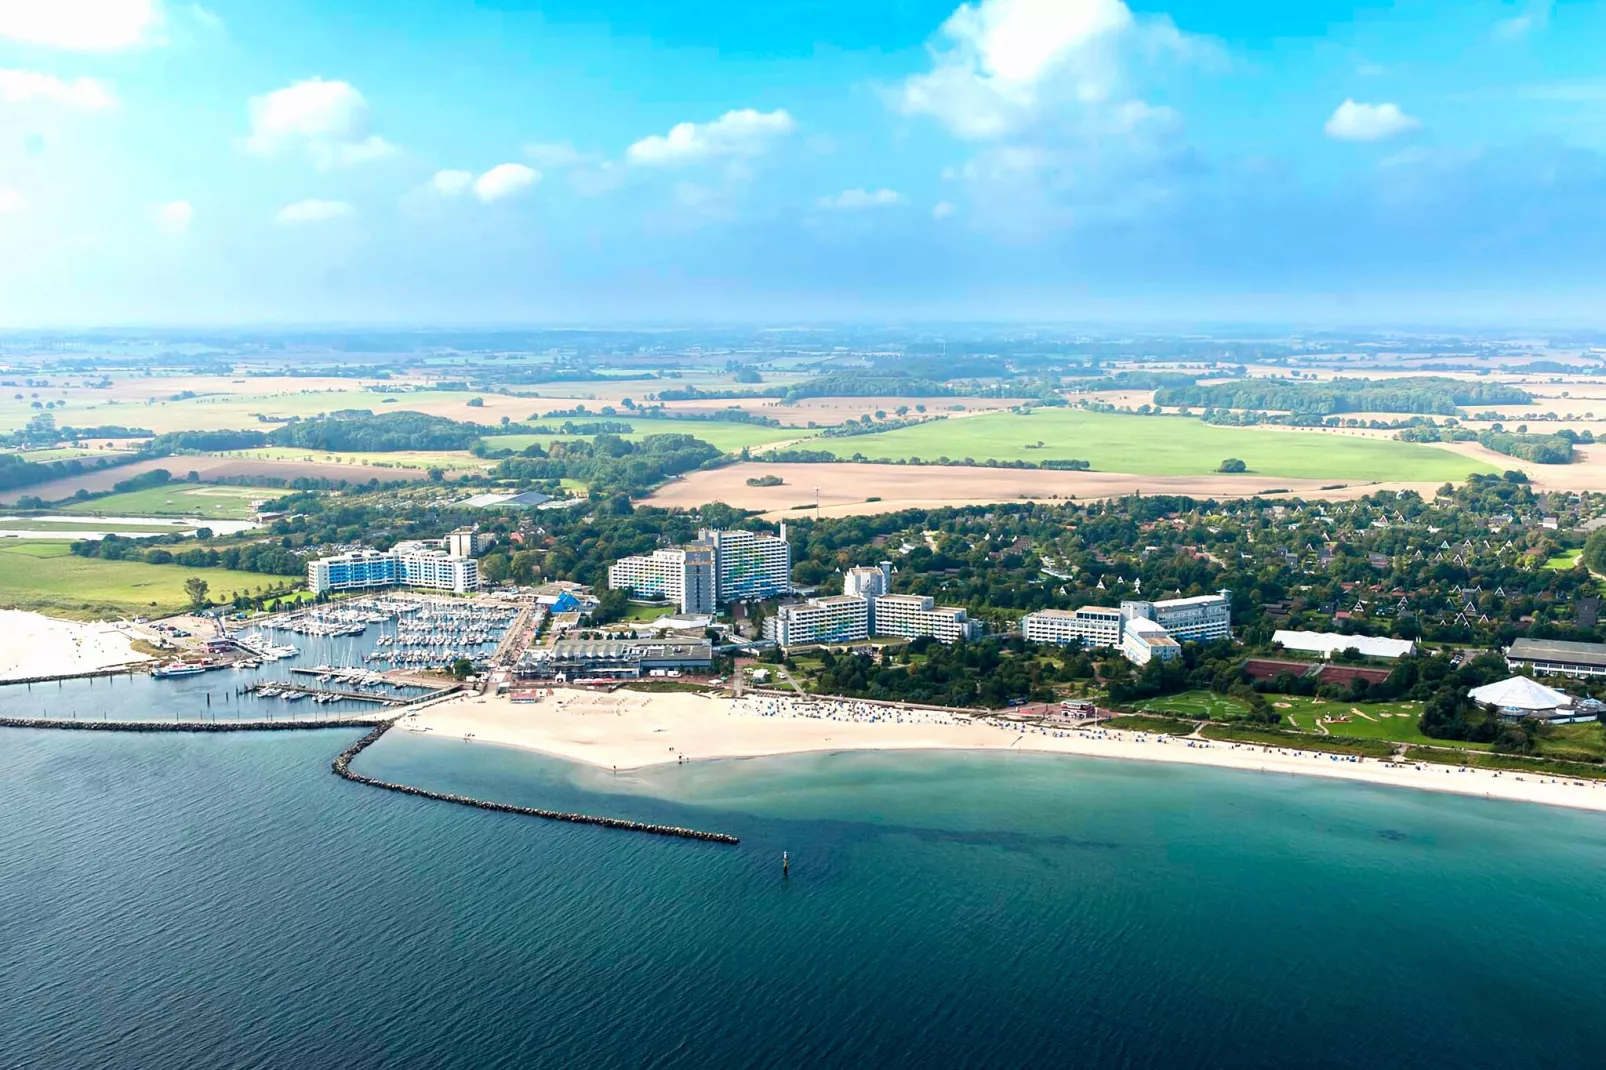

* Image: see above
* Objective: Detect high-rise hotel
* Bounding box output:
[607,527,791,610]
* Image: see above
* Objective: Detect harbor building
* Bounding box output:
[765,595,870,647]
[307,547,480,595]
[1021,591,1231,664]
[870,594,983,644]
[516,639,713,680]
[1505,637,1606,679]
[608,527,788,609]
[607,547,716,614]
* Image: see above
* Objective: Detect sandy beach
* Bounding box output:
[0,610,154,682]
[409,688,1606,814]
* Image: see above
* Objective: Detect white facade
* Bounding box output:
[1120,617,1181,665]
[307,548,479,595]
[843,563,892,600]
[607,547,715,614]
[1020,606,1124,648]
[445,527,495,558]
[699,528,791,603]
[871,594,981,643]
[1124,592,1233,643]
[1272,630,1416,660]
[765,596,870,647]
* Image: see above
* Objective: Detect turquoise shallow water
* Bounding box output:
[4,726,1606,1069]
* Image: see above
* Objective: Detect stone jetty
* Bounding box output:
[0,716,387,733]
[332,722,741,845]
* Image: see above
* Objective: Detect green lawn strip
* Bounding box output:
[230,447,490,471]
[1200,723,1396,758]
[0,540,295,619]
[1403,747,1606,781]
[1138,689,1251,720]
[815,409,1498,482]
[0,519,196,534]
[59,484,263,520]
[485,417,810,455]
[1104,715,1200,735]
[1267,696,1490,749]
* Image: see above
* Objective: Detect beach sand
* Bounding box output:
[409,688,1606,814]
[0,610,154,681]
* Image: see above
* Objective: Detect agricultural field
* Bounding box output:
[17,446,136,463]
[59,484,266,520]
[0,518,198,534]
[0,540,292,619]
[0,454,432,507]
[484,417,812,454]
[814,409,1500,482]
[229,447,493,472]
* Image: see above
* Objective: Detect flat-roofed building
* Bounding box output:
[1121,616,1181,665]
[515,638,712,680]
[1505,637,1606,679]
[1123,592,1232,643]
[1273,629,1416,660]
[871,594,982,643]
[307,547,479,595]
[607,547,715,614]
[1020,606,1124,648]
[699,527,791,603]
[397,549,480,594]
[765,595,869,647]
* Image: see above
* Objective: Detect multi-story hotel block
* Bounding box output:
[609,528,789,609]
[870,594,983,644]
[766,595,870,647]
[307,548,480,595]
[1020,591,1231,664]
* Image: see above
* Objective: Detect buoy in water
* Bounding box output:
[782,850,790,876]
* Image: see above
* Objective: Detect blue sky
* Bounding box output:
[1,0,1604,326]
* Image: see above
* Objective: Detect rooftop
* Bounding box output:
[1508,638,1606,668]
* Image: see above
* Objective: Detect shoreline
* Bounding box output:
[407,689,1606,815]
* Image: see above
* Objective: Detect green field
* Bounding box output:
[813,409,1499,482]
[1137,691,1251,720]
[1103,714,1200,735]
[60,484,265,520]
[230,447,492,471]
[485,417,812,455]
[0,540,295,618]
[1544,549,1583,571]
[1273,696,1493,749]
[17,447,135,462]
[0,519,197,534]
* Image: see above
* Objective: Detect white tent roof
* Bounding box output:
[1468,676,1572,711]
[1272,630,1417,659]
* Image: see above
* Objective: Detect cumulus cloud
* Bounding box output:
[247,78,396,169]
[895,0,1196,140]
[154,199,192,232]
[932,200,956,219]
[0,188,25,215]
[428,169,474,197]
[0,0,165,51]
[817,188,905,210]
[473,163,539,202]
[626,108,795,166]
[276,198,352,224]
[0,69,117,110]
[1325,99,1421,142]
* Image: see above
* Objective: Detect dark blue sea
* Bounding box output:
[4,715,1606,1068]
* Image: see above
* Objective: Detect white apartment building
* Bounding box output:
[871,594,982,644]
[607,547,715,614]
[1019,605,1124,648]
[445,527,495,558]
[698,527,791,603]
[307,547,479,595]
[765,595,870,647]
[843,563,892,600]
[1021,591,1231,663]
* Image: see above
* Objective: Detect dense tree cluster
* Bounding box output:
[495,433,725,496]
[1156,377,1531,416]
[266,411,488,452]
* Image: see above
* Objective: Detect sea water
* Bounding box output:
[3,726,1604,1068]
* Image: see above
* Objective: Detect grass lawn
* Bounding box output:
[0,540,297,619]
[0,519,197,534]
[18,447,135,462]
[1104,715,1199,735]
[1271,696,1493,749]
[230,447,491,471]
[815,409,1499,482]
[1138,690,1251,720]
[59,484,265,520]
[1200,723,1397,758]
[619,602,678,622]
[484,417,812,455]
[1543,549,1583,571]
[1405,747,1606,781]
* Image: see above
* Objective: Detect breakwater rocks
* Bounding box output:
[333,722,741,845]
[0,716,388,733]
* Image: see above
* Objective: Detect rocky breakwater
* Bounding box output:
[331,722,741,845]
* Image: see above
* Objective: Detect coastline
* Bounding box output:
[407,688,1606,814]
[0,609,153,683]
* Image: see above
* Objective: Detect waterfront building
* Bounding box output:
[515,638,713,680]
[1021,591,1231,664]
[307,547,479,595]
[870,594,982,644]
[765,595,870,647]
[607,547,716,614]
[1505,637,1606,679]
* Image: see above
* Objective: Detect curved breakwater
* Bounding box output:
[0,715,740,845]
[332,723,741,845]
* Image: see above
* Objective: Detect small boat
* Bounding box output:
[152,663,208,679]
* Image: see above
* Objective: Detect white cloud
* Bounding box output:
[817,188,905,210]
[154,199,192,232]
[474,163,539,203]
[0,69,117,110]
[1324,99,1421,142]
[895,0,1199,139]
[932,200,956,219]
[0,0,165,51]
[428,169,474,197]
[276,198,352,224]
[524,142,595,168]
[626,108,796,166]
[247,78,396,169]
[0,188,25,215]
[1495,1,1552,39]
